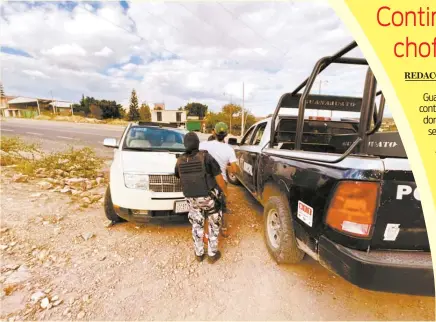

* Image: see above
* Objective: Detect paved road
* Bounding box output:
[0,118,210,157]
[1,118,125,147]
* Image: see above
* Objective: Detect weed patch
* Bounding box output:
[1,137,103,180]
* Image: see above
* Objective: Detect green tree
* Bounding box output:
[203,104,256,136]
[128,89,140,121]
[99,100,123,119]
[222,103,241,117]
[119,107,127,120]
[183,102,208,119]
[221,103,242,134]
[90,103,102,119]
[73,95,123,118]
[72,94,90,116]
[139,103,151,121]
[0,82,5,99]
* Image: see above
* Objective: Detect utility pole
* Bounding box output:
[50,90,56,114]
[223,92,233,135]
[318,79,328,94]
[229,101,232,135]
[317,79,329,117]
[241,82,245,136]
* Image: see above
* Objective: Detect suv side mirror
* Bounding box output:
[227,137,238,145]
[103,138,118,148]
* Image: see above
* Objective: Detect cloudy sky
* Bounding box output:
[1,1,377,117]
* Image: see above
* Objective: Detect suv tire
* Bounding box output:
[104,186,125,223]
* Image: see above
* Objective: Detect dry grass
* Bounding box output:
[105,119,129,125]
[33,115,129,125]
[1,136,103,179]
[0,136,42,166]
[3,284,19,296]
[36,147,103,178]
[380,119,398,132]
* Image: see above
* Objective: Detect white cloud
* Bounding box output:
[94,46,113,57]
[121,63,138,71]
[42,43,87,57]
[22,69,50,79]
[0,1,383,117]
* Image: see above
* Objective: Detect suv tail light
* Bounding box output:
[325,181,380,238]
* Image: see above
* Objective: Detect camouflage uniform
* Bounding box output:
[187,189,222,256]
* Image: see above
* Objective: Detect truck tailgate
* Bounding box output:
[370,159,429,251]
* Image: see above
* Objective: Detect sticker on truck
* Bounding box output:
[243,162,253,176]
[297,201,313,227]
[383,223,401,241]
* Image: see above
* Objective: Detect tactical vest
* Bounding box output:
[177,151,214,198]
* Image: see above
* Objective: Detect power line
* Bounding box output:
[145,4,261,71]
[177,2,288,71]
[79,5,142,41]
[75,3,291,102]
[217,2,287,56]
[143,6,209,48]
[77,4,181,60]
[78,3,253,66]
[79,3,287,67]
[177,3,252,51]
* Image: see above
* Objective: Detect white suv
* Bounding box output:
[103,122,190,223]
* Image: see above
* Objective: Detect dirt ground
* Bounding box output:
[0,165,434,321]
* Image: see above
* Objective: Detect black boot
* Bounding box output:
[220,227,229,238]
[195,253,205,262]
[207,251,221,264]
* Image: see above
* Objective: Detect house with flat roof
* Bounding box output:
[151,109,187,126]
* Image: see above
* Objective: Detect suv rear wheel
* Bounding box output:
[263,194,305,264]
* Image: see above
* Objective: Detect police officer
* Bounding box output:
[175,132,227,263]
[200,122,238,236]
[208,129,216,141]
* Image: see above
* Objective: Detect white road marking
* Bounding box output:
[57,136,74,140]
[26,132,43,136]
[3,126,118,137]
[1,129,14,132]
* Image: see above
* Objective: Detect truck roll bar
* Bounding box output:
[270,40,383,162]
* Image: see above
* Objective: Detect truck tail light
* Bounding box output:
[325,181,379,238]
[308,116,331,121]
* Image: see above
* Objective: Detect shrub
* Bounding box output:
[1,137,103,179]
[0,136,41,166]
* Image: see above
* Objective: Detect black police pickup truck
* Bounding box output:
[227,41,434,296]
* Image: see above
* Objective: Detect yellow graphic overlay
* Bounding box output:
[330,0,436,286]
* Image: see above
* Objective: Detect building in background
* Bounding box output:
[153,102,165,110]
[151,103,187,127]
[1,96,74,118]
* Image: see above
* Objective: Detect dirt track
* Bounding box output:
[1,167,434,321]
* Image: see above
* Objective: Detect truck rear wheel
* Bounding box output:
[104,186,125,223]
[263,195,305,264]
